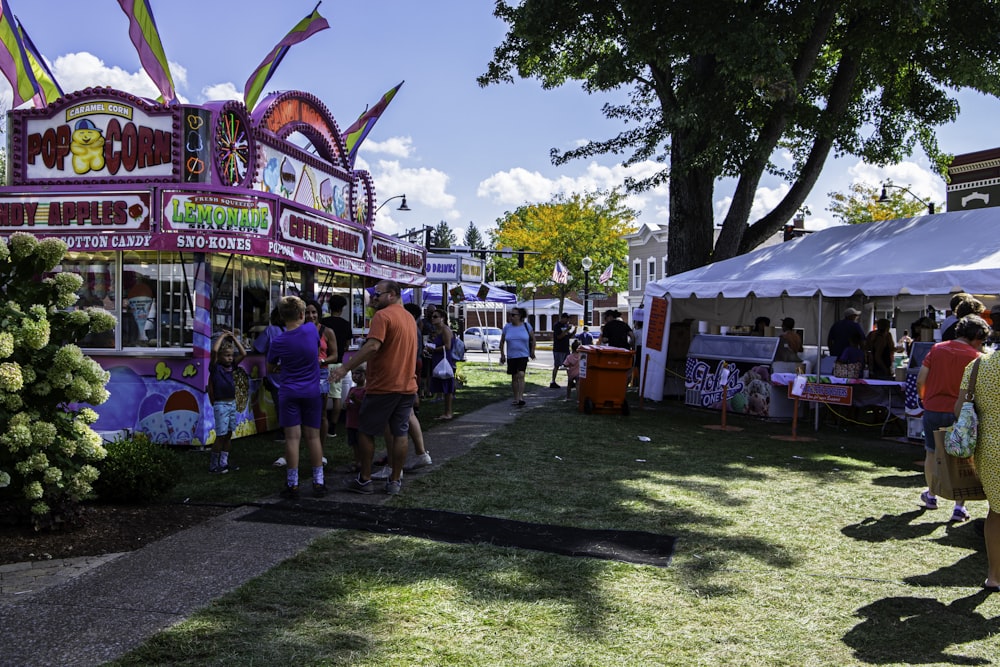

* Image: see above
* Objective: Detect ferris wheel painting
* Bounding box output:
[214,104,255,187]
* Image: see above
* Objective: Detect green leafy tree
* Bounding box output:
[463,221,485,250]
[0,233,115,528]
[828,182,937,225]
[430,221,457,251]
[480,1,1000,275]
[490,191,636,315]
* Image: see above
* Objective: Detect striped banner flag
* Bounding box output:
[16,15,62,106]
[0,0,39,107]
[552,260,569,284]
[117,0,176,103]
[243,2,329,112]
[597,263,614,285]
[341,81,404,167]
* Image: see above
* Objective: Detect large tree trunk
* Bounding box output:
[667,130,715,276]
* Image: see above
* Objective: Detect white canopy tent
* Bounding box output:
[640,210,1000,400]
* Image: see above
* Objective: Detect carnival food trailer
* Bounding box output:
[0,87,426,445]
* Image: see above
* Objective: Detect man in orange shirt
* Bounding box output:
[330,280,417,495]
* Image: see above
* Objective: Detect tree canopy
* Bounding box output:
[480,1,1000,275]
[490,192,636,314]
[827,182,937,225]
[463,221,485,250]
[430,221,457,251]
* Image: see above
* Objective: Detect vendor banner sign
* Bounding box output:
[19,95,175,182]
[278,206,365,258]
[786,381,853,406]
[161,191,272,236]
[0,193,150,230]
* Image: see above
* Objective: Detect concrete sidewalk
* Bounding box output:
[0,389,560,667]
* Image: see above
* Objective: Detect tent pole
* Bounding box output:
[815,293,823,432]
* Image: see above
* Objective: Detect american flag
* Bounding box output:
[598,263,614,285]
[552,260,569,284]
[904,371,924,416]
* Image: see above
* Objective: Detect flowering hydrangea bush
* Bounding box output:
[0,232,114,527]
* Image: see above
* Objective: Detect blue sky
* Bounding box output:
[2,0,998,240]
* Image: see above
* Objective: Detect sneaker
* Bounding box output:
[272,456,287,467]
[208,465,227,474]
[346,477,373,494]
[312,482,328,498]
[919,490,938,510]
[385,479,402,495]
[951,506,971,522]
[549,382,560,389]
[279,484,299,500]
[371,465,398,481]
[410,452,432,469]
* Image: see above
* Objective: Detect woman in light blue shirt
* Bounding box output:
[499,307,535,407]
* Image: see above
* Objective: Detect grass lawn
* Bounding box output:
[113,363,999,666]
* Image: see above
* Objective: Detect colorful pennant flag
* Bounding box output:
[16,15,61,106]
[552,260,569,284]
[598,263,614,285]
[0,0,39,108]
[243,2,329,112]
[117,0,176,104]
[341,81,404,167]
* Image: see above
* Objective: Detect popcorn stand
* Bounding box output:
[0,87,426,445]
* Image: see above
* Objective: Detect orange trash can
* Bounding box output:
[577,345,633,415]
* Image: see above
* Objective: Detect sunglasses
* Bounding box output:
[371,290,384,299]
[431,314,442,319]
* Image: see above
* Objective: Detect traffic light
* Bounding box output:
[517,249,525,268]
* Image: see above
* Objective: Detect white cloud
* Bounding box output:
[843,160,944,204]
[361,136,413,158]
[51,52,190,103]
[477,160,667,203]
[368,160,460,235]
[200,82,240,102]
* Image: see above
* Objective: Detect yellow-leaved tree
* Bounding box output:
[490,191,637,314]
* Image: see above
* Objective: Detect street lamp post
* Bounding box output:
[532,286,537,329]
[374,194,411,215]
[581,256,593,327]
[878,182,935,215]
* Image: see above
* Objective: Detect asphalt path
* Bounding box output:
[463,348,554,371]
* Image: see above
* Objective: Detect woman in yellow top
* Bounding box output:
[957,347,1000,592]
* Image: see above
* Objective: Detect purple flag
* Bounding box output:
[243,3,329,111]
[117,0,176,103]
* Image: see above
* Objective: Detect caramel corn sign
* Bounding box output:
[20,97,175,182]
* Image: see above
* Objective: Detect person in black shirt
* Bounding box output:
[550,312,576,389]
[320,295,353,437]
[601,310,635,350]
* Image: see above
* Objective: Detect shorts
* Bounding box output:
[553,351,568,368]
[359,393,415,437]
[923,410,955,453]
[278,393,324,430]
[506,357,529,375]
[327,364,343,399]
[212,399,238,436]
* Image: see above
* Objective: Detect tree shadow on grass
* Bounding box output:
[842,589,999,665]
[840,509,942,543]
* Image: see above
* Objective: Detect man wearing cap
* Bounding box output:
[550,312,576,389]
[827,307,864,359]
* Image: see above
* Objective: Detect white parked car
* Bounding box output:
[463,326,502,352]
